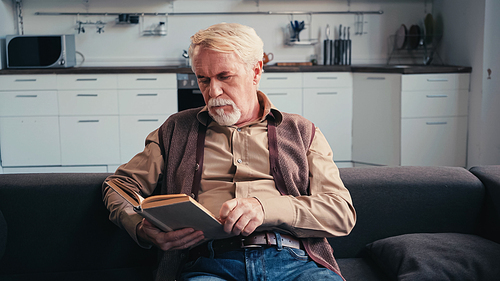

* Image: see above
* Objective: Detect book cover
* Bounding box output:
[106,179,229,239]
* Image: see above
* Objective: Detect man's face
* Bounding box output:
[192,46,262,126]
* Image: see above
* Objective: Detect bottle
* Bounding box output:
[155,22,166,36]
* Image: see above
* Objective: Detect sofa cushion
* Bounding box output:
[331,166,484,258]
[337,258,388,281]
[365,233,500,281]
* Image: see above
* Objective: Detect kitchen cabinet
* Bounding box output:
[0,73,177,173]
[259,73,302,115]
[0,75,62,167]
[117,74,177,162]
[58,74,120,166]
[303,72,353,163]
[352,73,469,167]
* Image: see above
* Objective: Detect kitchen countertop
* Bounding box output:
[0,64,472,75]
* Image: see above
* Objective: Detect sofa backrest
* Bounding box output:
[330,166,485,258]
[0,173,157,281]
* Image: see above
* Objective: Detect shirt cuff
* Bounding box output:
[256,195,295,227]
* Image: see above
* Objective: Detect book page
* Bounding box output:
[106,179,143,208]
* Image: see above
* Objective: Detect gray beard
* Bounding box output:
[208,98,242,126]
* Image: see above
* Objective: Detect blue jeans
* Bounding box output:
[179,235,342,281]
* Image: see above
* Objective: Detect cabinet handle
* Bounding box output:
[426,78,448,82]
[137,93,158,96]
[76,78,98,81]
[136,78,158,81]
[317,92,338,95]
[15,79,37,82]
[426,95,448,98]
[78,120,99,123]
[77,94,98,97]
[138,119,159,122]
[267,77,287,80]
[267,93,287,96]
[426,122,448,125]
[317,77,338,79]
[15,94,37,98]
[367,77,386,80]
[193,90,202,94]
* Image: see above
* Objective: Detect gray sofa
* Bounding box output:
[0,166,499,281]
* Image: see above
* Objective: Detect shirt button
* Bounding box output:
[237,159,242,164]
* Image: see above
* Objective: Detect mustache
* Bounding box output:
[208,98,236,108]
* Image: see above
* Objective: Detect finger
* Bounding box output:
[161,230,205,251]
[219,199,238,220]
[169,231,205,250]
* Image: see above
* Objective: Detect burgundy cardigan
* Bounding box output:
[155,107,344,281]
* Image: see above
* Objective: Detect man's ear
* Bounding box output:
[252,60,264,85]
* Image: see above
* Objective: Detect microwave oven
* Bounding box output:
[5,34,76,68]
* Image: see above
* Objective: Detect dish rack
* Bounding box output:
[387,34,443,65]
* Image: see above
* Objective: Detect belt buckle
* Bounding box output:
[240,237,262,249]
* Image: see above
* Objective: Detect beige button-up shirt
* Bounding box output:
[103,91,355,244]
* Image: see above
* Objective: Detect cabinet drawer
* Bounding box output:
[59,116,120,165]
[0,116,61,166]
[0,75,57,90]
[401,89,468,118]
[303,72,352,88]
[57,74,117,89]
[260,88,302,115]
[402,73,469,91]
[401,116,467,166]
[0,91,58,116]
[118,89,177,115]
[259,73,302,88]
[119,115,169,162]
[58,90,119,115]
[117,74,176,89]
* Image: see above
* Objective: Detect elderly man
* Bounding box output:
[103,23,356,281]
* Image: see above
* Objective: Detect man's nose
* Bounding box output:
[209,79,223,98]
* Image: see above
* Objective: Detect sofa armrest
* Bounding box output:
[469,165,500,243]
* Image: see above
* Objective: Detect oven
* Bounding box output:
[177,73,205,112]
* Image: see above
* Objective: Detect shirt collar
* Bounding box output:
[196,90,283,127]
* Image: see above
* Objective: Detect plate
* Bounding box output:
[407,24,420,49]
[424,13,434,45]
[395,24,407,49]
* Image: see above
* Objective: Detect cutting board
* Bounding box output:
[276,62,313,66]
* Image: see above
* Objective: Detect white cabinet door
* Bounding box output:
[0,116,61,166]
[401,89,468,118]
[119,115,169,162]
[0,91,59,117]
[260,88,302,115]
[259,73,302,88]
[118,89,177,115]
[401,116,467,166]
[303,88,352,161]
[58,90,119,116]
[0,75,57,90]
[57,74,117,90]
[59,116,120,165]
[352,73,402,166]
[117,74,176,89]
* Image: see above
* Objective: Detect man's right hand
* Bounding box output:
[137,218,205,251]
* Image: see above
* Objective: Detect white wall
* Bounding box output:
[1,0,431,66]
[434,0,500,167]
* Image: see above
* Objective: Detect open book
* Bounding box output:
[106,179,229,240]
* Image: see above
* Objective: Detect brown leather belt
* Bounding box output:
[188,232,301,261]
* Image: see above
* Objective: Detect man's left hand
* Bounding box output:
[219,198,264,236]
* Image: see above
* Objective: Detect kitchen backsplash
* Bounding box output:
[1,0,432,67]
